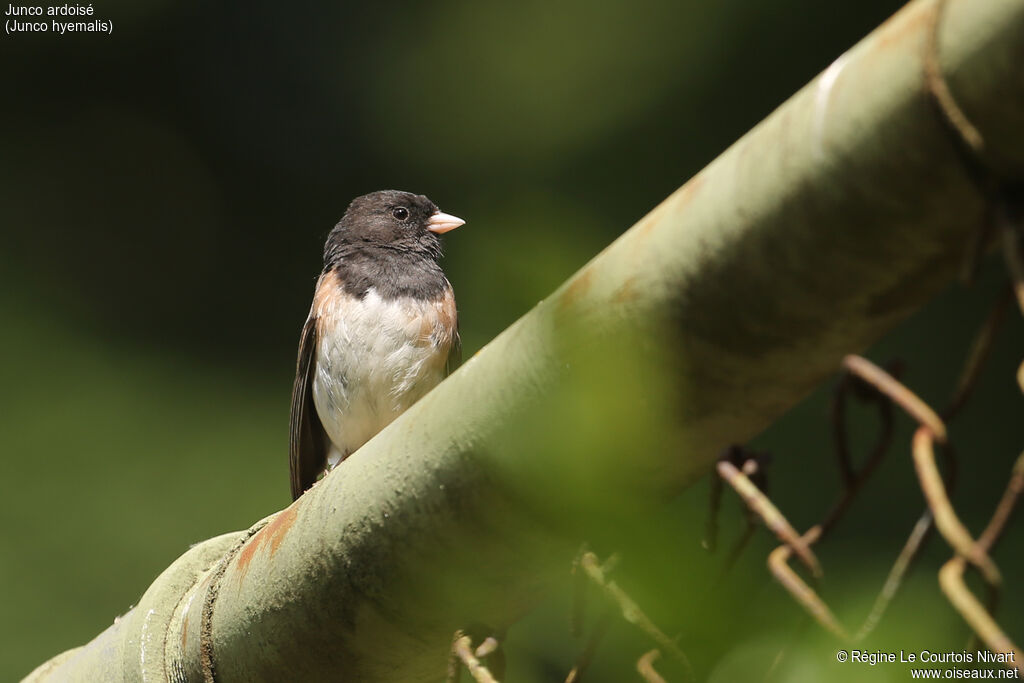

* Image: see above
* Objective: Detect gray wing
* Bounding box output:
[289,315,329,500]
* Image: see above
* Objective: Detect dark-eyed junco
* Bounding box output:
[289,190,465,500]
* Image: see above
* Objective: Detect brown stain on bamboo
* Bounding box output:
[874,0,931,50]
[558,173,708,315]
[678,173,705,203]
[234,505,300,582]
[612,277,636,304]
[638,174,706,239]
[559,268,594,309]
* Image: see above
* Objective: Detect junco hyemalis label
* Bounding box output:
[289,190,465,500]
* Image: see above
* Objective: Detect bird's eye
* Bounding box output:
[392,207,409,221]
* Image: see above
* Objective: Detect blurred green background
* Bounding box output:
[2,0,1022,680]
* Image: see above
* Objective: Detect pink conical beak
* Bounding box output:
[426,211,465,234]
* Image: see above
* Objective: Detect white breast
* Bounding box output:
[311,286,453,464]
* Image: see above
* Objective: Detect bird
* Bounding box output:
[289,190,465,500]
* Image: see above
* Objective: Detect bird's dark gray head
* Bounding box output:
[324,190,464,267]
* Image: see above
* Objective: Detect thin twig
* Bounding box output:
[764,647,789,683]
[579,552,695,682]
[855,510,933,641]
[718,461,821,578]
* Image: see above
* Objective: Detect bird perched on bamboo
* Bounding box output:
[289,190,465,500]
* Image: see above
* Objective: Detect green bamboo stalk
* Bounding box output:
[24,0,1024,680]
